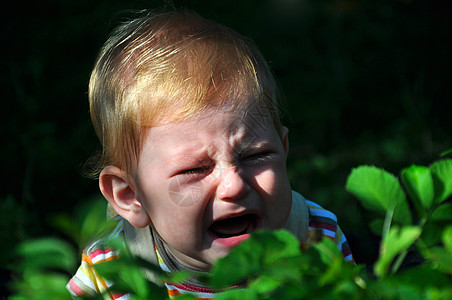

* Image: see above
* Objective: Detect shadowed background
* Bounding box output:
[2,0,451,294]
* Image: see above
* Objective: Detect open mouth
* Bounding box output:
[208,214,258,239]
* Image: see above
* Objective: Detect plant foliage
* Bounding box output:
[10,157,452,299]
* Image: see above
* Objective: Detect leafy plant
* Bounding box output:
[10,156,452,299]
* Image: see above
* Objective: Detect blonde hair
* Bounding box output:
[88,10,282,177]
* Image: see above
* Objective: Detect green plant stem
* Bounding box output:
[390,250,408,274]
[381,205,395,245]
[377,204,395,278]
[415,238,431,261]
[391,218,428,274]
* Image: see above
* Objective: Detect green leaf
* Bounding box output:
[440,149,452,157]
[374,226,421,278]
[12,272,73,300]
[248,275,281,294]
[383,265,451,292]
[79,200,111,244]
[209,230,301,288]
[260,230,301,264]
[174,295,196,300]
[346,166,411,225]
[209,239,261,288]
[94,238,167,299]
[166,270,191,284]
[420,223,444,247]
[17,238,76,272]
[401,165,434,216]
[430,159,452,204]
[430,203,452,222]
[392,285,424,300]
[318,256,345,286]
[426,288,452,300]
[442,226,452,254]
[311,237,343,266]
[369,219,384,235]
[50,213,79,241]
[427,247,452,274]
[312,239,358,288]
[215,288,259,300]
[264,256,303,282]
[95,257,165,299]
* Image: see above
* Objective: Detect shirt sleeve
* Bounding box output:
[305,200,354,262]
[67,248,126,299]
[66,219,132,299]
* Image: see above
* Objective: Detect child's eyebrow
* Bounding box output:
[234,138,272,155]
[166,149,213,176]
[172,148,211,164]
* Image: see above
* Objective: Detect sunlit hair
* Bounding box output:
[88,10,282,177]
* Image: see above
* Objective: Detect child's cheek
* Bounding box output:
[253,169,278,196]
[167,176,215,208]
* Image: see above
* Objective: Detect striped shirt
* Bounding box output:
[306,200,353,262]
[67,192,353,299]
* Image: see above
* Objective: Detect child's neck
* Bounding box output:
[152,228,210,288]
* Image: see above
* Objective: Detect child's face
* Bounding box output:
[134,103,292,270]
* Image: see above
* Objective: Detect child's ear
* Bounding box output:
[281,126,289,159]
[99,166,151,228]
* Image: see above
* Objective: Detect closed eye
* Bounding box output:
[179,165,213,176]
[243,151,277,165]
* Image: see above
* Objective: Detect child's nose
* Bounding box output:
[216,167,250,202]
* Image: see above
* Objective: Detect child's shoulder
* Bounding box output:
[83,217,125,264]
[66,218,127,298]
[305,199,338,223]
[303,198,354,262]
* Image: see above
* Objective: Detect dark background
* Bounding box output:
[2,0,451,294]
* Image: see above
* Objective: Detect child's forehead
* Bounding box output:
[160,105,279,150]
[145,104,281,152]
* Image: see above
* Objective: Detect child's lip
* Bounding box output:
[210,233,252,248]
